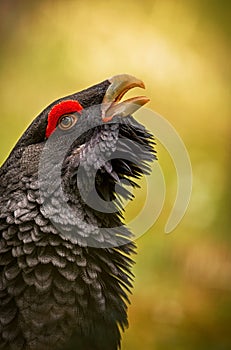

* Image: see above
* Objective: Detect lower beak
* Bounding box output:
[101,74,150,122]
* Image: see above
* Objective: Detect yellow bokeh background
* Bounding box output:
[0,1,230,349]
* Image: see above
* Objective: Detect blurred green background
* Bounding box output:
[0,0,230,349]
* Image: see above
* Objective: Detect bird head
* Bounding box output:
[1,74,155,247]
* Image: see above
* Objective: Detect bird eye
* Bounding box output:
[58,114,78,130]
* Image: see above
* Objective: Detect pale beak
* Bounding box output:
[101,74,150,122]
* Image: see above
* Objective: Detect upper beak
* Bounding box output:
[101,74,150,122]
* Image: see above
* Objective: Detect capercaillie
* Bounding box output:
[0,74,155,350]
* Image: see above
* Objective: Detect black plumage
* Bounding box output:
[0,74,155,349]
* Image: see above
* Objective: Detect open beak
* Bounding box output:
[101,74,150,122]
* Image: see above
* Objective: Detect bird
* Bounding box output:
[0,74,156,350]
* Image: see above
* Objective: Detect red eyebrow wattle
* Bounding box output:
[46,100,83,138]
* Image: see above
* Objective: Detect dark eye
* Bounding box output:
[58,114,78,130]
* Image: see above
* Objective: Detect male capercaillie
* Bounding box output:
[0,74,155,349]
